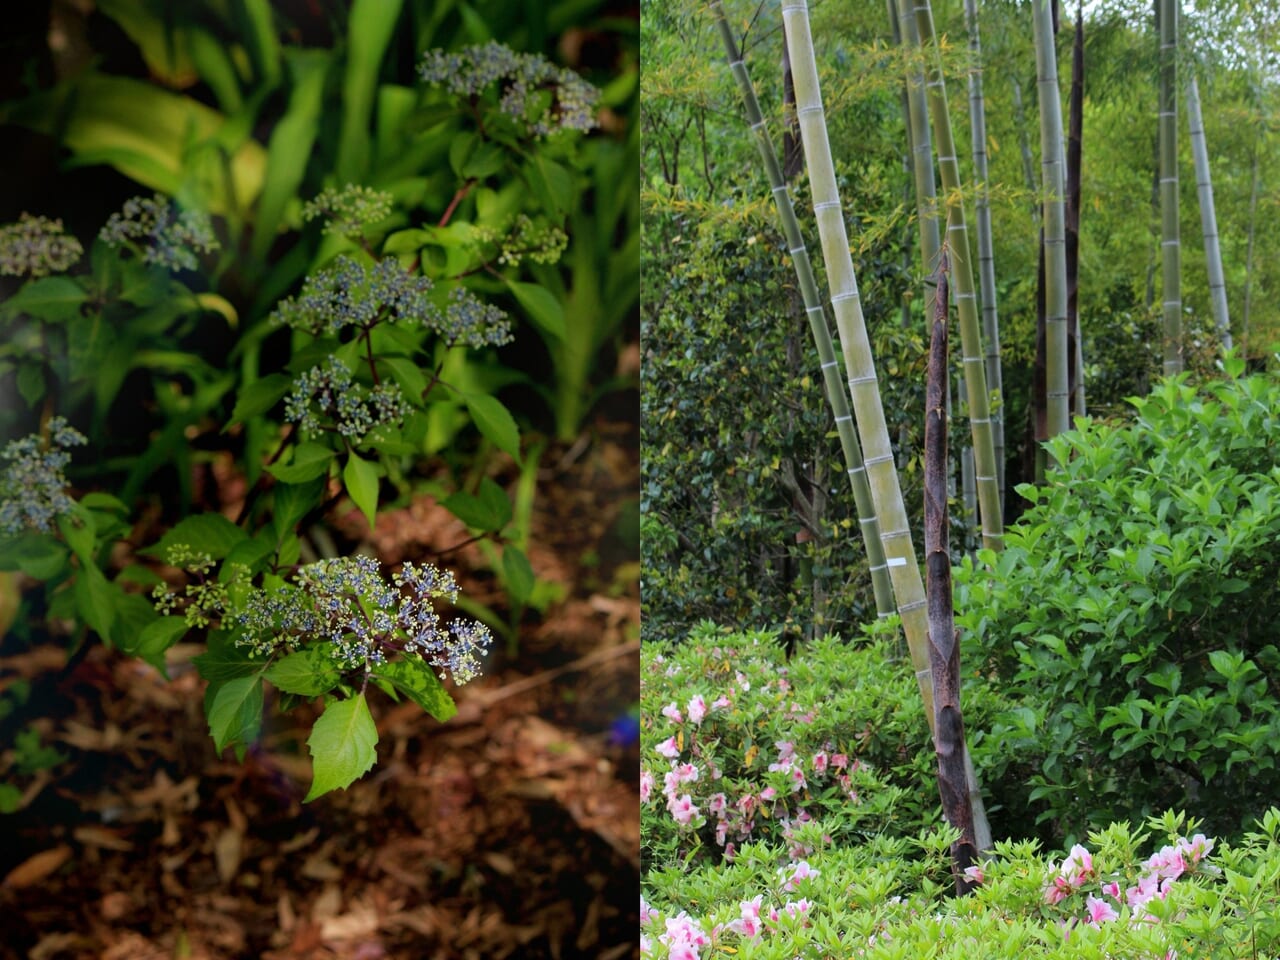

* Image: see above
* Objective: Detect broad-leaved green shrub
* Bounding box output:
[957,368,1280,842]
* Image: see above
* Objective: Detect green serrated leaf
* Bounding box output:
[267,442,335,484]
[505,280,565,341]
[140,513,247,561]
[208,675,264,753]
[228,372,294,426]
[122,616,188,676]
[462,393,521,462]
[265,644,342,697]
[221,535,275,578]
[56,505,96,564]
[343,454,380,529]
[372,657,457,723]
[0,276,88,323]
[73,565,117,643]
[442,489,501,532]
[3,534,69,580]
[193,631,262,681]
[272,477,326,544]
[502,546,535,604]
[304,693,378,802]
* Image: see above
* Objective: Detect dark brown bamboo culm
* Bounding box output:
[926,251,979,895]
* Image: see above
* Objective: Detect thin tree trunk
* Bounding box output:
[1158,0,1182,375]
[910,0,1005,552]
[1033,0,1070,446]
[776,0,992,850]
[926,254,979,894]
[963,0,1005,507]
[709,1,896,620]
[1186,73,1232,352]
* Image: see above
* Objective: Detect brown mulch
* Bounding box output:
[0,420,639,960]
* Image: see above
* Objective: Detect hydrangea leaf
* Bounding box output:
[139,513,247,561]
[122,615,188,677]
[207,675,263,753]
[265,644,342,697]
[267,442,335,484]
[5,534,69,580]
[462,393,521,462]
[193,630,262,682]
[304,693,378,802]
[343,454,379,529]
[502,545,535,605]
[227,372,293,426]
[372,658,457,723]
[73,565,117,644]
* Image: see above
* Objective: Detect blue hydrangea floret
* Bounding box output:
[0,417,87,536]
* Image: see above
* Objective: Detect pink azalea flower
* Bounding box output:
[1126,872,1160,910]
[662,702,684,723]
[712,694,732,710]
[1101,880,1121,901]
[687,694,708,725]
[640,896,657,925]
[963,864,984,885]
[775,740,796,762]
[1085,894,1118,926]
[783,898,811,918]
[655,737,680,759]
[640,770,654,803]
[672,762,700,784]
[760,786,777,801]
[830,753,849,770]
[1063,844,1094,886]
[735,895,763,939]
[781,860,819,891]
[1178,833,1213,864]
[812,751,829,774]
[788,766,808,792]
[708,792,727,817]
[735,671,751,692]
[640,932,652,955]
[668,794,699,825]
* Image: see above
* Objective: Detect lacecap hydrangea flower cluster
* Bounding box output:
[0,417,87,536]
[0,214,84,277]
[283,357,410,442]
[419,41,599,137]
[235,555,492,683]
[99,194,218,271]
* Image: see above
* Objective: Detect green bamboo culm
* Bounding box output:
[777,0,992,851]
[1186,72,1231,352]
[1032,0,1071,444]
[707,0,896,620]
[909,0,1004,550]
[895,0,942,272]
[963,0,1005,501]
[1159,0,1183,375]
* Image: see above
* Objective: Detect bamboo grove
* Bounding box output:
[643,0,1280,870]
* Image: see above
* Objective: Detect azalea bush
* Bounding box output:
[641,808,1280,959]
[957,366,1280,842]
[640,625,1010,869]
[0,17,630,806]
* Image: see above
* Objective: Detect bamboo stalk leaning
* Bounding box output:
[777,0,992,850]
[1186,72,1232,352]
[909,0,1004,551]
[707,0,895,619]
